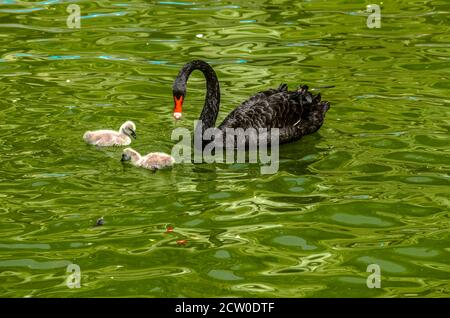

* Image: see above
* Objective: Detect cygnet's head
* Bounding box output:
[121,148,140,162]
[120,121,137,139]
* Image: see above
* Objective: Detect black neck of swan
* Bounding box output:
[173,60,220,132]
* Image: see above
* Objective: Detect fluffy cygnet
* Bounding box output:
[83,121,136,146]
[121,148,175,170]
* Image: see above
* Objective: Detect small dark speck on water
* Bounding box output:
[94,217,104,227]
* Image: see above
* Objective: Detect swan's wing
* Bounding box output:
[84,130,128,146]
[237,83,288,109]
[218,86,299,129]
[218,84,330,144]
[93,134,116,146]
[141,153,174,170]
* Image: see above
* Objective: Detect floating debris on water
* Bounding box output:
[166,226,174,233]
[94,217,104,227]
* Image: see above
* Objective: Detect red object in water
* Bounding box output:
[176,239,187,245]
[166,226,174,233]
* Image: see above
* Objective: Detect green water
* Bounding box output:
[0,0,449,298]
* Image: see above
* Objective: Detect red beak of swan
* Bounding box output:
[173,96,183,120]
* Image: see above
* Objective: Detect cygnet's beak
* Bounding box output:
[121,154,127,162]
[130,130,137,139]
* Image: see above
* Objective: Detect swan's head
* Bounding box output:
[172,68,188,121]
[121,148,140,163]
[120,121,137,139]
[172,60,217,121]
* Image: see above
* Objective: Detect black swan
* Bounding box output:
[172,60,330,147]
